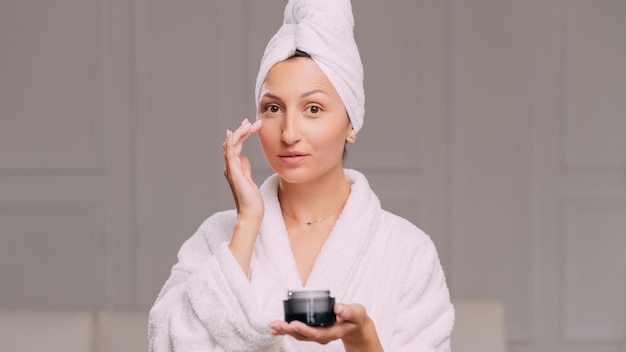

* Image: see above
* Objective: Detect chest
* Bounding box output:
[285,219,335,285]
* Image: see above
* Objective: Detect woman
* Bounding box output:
[149,0,454,351]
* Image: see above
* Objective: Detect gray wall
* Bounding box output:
[1,1,625,351]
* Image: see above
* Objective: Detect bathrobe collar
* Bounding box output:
[257,169,382,296]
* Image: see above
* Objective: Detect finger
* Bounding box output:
[224,143,252,180]
[287,321,340,343]
[229,119,252,146]
[250,118,262,132]
[230,119,261,148]
[270,322,311,341]
[224,122,261,182]
[223,129,233,147]
[334,303,365,325]
[223,129,235,175]
[223,125,244,169]
[269,320,291,336]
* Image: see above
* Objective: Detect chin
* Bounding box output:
[274,169,316,184]
[276,164,344,186]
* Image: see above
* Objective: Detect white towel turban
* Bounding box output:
[254,0,365,132]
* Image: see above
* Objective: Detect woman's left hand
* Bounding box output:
[269,303,383,351]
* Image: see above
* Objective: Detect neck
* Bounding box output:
[278,166,351,222]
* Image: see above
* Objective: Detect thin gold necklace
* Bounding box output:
[281,201,346,226]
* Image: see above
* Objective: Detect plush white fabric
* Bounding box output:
[254,0,365,132]
[149,169,454,351]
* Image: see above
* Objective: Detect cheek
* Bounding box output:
[309,127,347,154]
[257,127,272,151]
[257,122,280,159]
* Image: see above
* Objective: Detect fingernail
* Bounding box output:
[252,119,262,127]
[241,118,250,126]
[269,323,281,334]
[335,304,345,315]
[226,129,232,139]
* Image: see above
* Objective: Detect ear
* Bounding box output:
[346,126,357,144]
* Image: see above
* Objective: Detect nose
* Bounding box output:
[281,112,302,144]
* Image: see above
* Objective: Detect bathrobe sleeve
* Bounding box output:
[148,211,281,352]
[386,218,455,352]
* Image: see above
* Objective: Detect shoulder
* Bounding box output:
[379,210,429,243]
[196,209,238,248]
[377,211,448,297]
[197,209,238,234]
[176,209,238,263]
[345,168,441,262]
[378,210,438,260]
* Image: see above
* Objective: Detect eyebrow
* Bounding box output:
[300,89,327,98]
[262,89,327,101]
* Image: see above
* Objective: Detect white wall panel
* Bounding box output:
[0,202,105,308]
[556,1,626,350]
[0,0,136,308]
[530,0,626,350]
[134,0,219,305]
[562,198,626,343]
[563,0,626,170]
[100,0,136,307]
[350,2,422,171]
[448,0,534,342]
[0,0,104,173]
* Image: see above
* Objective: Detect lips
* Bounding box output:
[279,151,308,157]
[278,151,309,164]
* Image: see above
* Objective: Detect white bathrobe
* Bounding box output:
[149,169,454,351]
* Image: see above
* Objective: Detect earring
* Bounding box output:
[347,135,356,144]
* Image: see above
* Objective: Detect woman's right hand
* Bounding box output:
[224,118,264,277]
[223,118,264,221]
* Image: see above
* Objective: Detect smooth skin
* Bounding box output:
[223,57,382,351]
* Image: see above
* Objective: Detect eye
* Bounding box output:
[306,105,322,115]
[264,104,281,114]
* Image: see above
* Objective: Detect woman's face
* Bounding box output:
[257,57,353,185]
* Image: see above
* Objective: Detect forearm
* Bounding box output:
[228,216,262,277]
[342,316,384,352]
